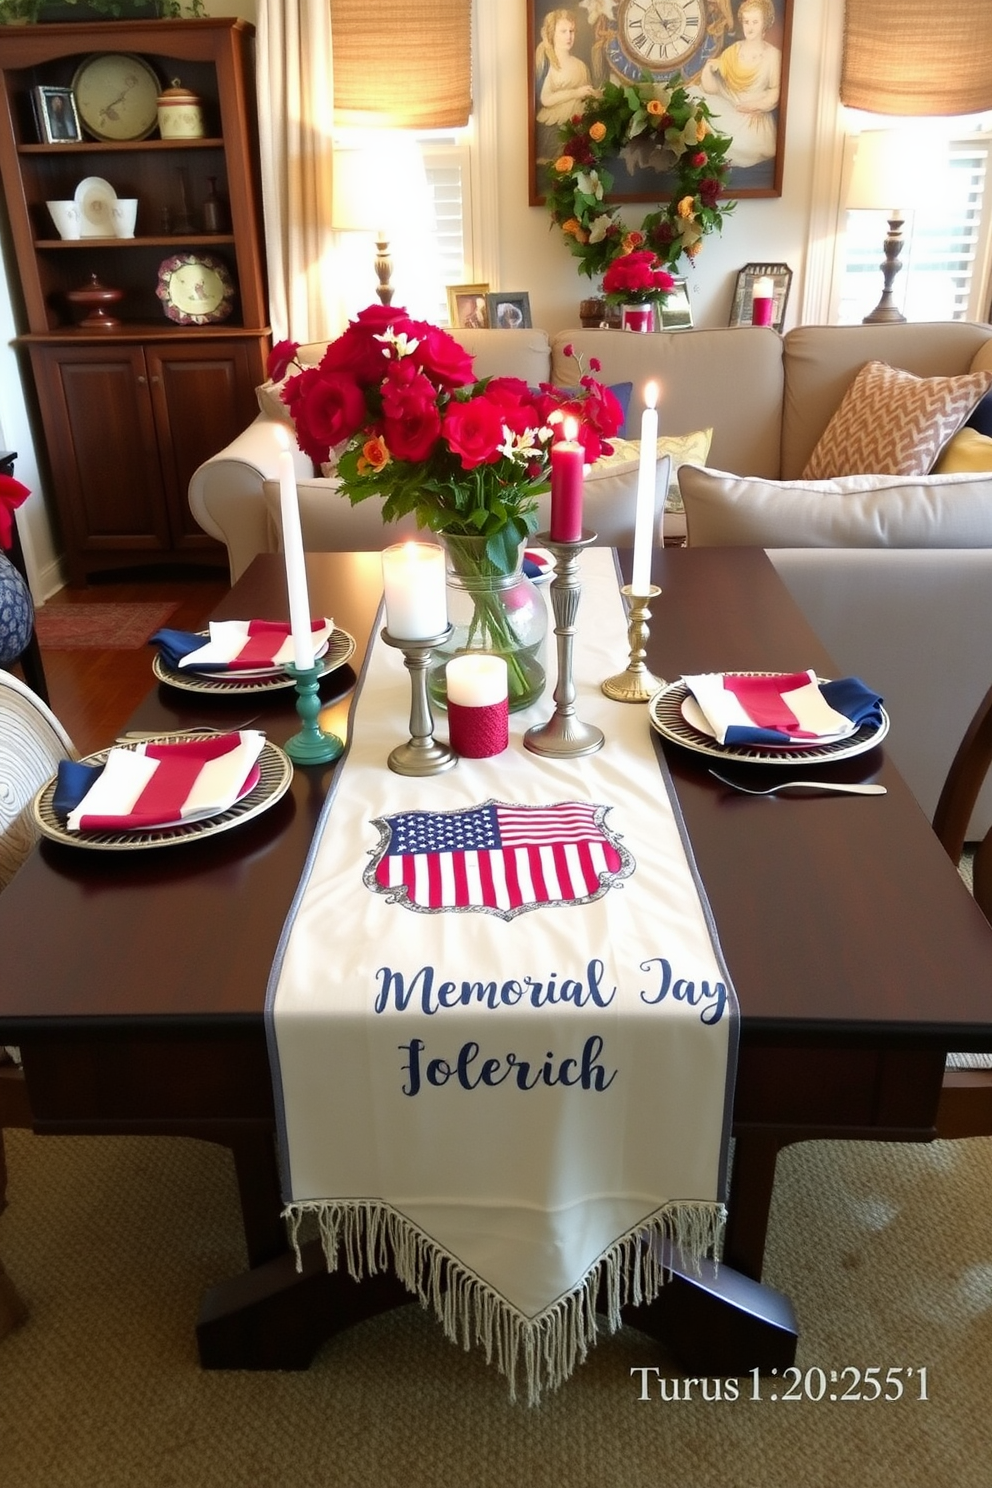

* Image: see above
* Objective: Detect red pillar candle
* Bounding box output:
[751,276,775,327]
[550,417,584,542]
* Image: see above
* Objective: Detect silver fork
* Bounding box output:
[116,718,261,744]
[708,768,886,797]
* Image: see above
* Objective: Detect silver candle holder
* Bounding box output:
[381,627,457,776]
[602,584,665,703]
[524,530,604,758]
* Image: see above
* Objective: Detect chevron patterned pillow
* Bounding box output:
[803,360,992,480]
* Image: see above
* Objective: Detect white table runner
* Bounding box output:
[266,549,738,1401]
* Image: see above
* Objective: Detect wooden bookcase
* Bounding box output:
[0,17,270,583]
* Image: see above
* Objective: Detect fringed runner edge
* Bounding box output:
[284,1197,726,1405]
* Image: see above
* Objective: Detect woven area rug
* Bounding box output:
[2,1127,990,1487]
[33,602,177,650]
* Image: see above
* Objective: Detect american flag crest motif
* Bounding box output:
[365,799,634,919]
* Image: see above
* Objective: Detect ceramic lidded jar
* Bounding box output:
[156,80,205,140]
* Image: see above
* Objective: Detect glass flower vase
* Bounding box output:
[428,534,548,713]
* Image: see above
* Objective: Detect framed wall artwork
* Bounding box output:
[486,292,533,329]
[447,284,491,329]
[728,261,792,330]
[528,0,792,205]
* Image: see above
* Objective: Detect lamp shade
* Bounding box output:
[332,0,471,129]
[846,130,943,214]
[841,0,992,116]
[331,135,429,234]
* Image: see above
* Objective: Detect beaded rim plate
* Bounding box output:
[152,627,357,694]
[648,673,890,766]
[32,737,293,852]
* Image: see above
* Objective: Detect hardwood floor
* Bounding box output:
[22,570,230,756]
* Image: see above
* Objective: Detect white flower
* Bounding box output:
[375,329,420,358]
[575,169,604,201]
[588,213,615,244]
[498,426,545,463]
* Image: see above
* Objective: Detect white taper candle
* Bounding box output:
[631,381,659,595]
[276,433,315,670]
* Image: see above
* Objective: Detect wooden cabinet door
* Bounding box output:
[30,343,170,582]
[146,338,260,552]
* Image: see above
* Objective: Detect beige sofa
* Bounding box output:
[188,319,992,833]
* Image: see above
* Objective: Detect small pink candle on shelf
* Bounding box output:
[751,276,775,327]
[550,417,584,542]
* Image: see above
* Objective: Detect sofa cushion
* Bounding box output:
[801,361,992,480]
[591,429,713,511]
[680,464,992,548]
[933,426,992,474]
[256,377,294,423]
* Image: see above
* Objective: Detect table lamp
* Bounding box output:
[845,129,940,325]
[331,134,429,305]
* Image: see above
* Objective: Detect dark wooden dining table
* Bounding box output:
[3,546,992,1375]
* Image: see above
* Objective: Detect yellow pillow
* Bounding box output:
[933,426,992,474]
[592,429,713,510]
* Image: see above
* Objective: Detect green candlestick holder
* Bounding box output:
[284,663,344,765]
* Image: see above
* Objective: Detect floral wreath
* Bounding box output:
[544,74,735,281]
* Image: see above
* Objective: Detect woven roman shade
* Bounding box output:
[332,0,472,129]
[841,0,992,115]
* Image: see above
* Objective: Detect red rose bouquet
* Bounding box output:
[270,305,623,707]
[270,304,623,575]
[601,249,675,307]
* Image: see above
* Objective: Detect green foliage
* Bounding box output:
[543,73,735,279]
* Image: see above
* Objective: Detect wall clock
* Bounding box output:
[156,254,234,326]
[608,0,713,82]
[72,53,161,143]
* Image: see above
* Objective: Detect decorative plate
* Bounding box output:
[648,673,890,767]
[32,738,293,852]
[156,253,235,326]
[74,176,118,238]
[152,627,357,695]
[72,53,161,143]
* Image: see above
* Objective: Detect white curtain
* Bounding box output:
[257,1,340,344]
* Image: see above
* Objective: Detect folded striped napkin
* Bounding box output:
[54,731,266,832]
[151,618,334,673]
[683,670,883,748]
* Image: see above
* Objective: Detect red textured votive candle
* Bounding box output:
[751,294,774,327]
[447,654,509,758]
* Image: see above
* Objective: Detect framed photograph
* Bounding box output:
[659,278,693,331]
[528,0,792,204]
[447,284,491,330]
[728,261,792,331]
[32,86,83,145]
[485,292,533,330]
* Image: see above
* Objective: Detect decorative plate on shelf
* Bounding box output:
[31,737,293,853]
[156,253,235,326]
[72,52,161,143]
[74,176,118,238]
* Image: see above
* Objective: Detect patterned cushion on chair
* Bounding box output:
[0,553,33,668]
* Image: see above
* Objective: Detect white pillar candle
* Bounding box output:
[277,438,315,670]
[446,654,508,707]
[381,542,447,640]
[631,381,659,595]
[751,276,774,299]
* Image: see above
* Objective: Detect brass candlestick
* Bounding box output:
[524,531,604,758]
[381,627,457,776]
[602,584,664,703]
